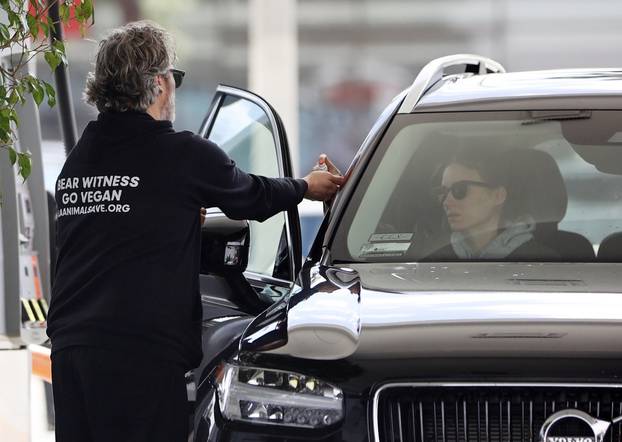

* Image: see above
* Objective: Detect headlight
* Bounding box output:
[216,363,344,428]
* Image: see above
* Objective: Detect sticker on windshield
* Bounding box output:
[369,233,413,242]
[359,242,411,258]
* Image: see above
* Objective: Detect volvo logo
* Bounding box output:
[539,409,622,442]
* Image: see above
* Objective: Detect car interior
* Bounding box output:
[342,111,622,263]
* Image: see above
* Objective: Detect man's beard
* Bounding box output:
[161,90,176,122]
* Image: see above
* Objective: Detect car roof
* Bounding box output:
[409,68,622,112]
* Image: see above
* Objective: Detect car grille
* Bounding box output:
[373,383,622,442]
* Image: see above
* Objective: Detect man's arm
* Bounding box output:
[187,136,343,222]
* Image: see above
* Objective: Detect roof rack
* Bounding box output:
[398,54,506,113]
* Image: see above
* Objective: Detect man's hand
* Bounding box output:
[303,170,345,201]
[315,153,342,177]
[307,154,344,203]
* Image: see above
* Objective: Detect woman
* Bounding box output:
[431,146,556,260]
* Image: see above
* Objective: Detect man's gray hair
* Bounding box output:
[84,21,175,112]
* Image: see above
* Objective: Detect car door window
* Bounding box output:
[206,95,289,278]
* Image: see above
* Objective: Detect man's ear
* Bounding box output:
[155,75,164,94]
[494,186,507,206]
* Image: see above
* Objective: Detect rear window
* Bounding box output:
[331,110,622,263]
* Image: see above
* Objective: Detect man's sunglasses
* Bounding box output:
[170,68,185,89]
[432,180,494,203]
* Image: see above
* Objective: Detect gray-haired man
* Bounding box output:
[47,21,343,442]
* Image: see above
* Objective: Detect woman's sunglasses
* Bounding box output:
[432,180,494,203]
[170,68,185,89]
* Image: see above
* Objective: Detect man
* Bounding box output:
[47,21,343,442]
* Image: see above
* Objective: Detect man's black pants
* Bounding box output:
[51,346,189,442]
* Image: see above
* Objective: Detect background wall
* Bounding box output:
[36,0,622,184]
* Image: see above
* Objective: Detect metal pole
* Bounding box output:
[48,0,78,157]
[248,0,299,177]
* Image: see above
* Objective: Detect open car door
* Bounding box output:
[197,85,303,321]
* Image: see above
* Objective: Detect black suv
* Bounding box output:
[191,54,622,442]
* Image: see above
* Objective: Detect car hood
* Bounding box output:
[349,262,622,293]
[246,263,622,360]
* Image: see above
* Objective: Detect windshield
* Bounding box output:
[331,110,622,263]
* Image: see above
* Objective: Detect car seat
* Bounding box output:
[597,232,622,261]
[504,149,595,261]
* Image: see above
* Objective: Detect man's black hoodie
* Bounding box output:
[47,111,307,369]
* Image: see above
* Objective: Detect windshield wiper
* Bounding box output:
[522,110,592,125]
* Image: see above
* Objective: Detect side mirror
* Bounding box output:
[200,208,250,275]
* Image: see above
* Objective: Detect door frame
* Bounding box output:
[199,84,303,292]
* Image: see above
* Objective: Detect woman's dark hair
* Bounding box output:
[446,145,520,221]
[449,145,510,188]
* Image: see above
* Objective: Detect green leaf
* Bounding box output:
[18,152,31,180]
[8,89,19,105]
[26,77,45,104]
[60,3,71,23]
[75,0,94,24]
[82,0,93,19]
[51,39,68,67]
[75,2,84,21]
[0,85,6,104]
[16,83,25,103]
[1,107,18,126]
[13,83,26,105]
[21,76,33,94]
[43,81,56,107]
[32,83,44,106]
[8,146,16,165]
[0,127,10,143]
[26,13,38,39]
[9,108,18,126]
[7,11,22,29]
[0,0,10,12]
[0,106,10,128]
[21,75,32,88]
[40,20,49,39]
[0,23,10,42]
[44,50,61,71]
[53,39,65,53]
[0,113,10,131]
